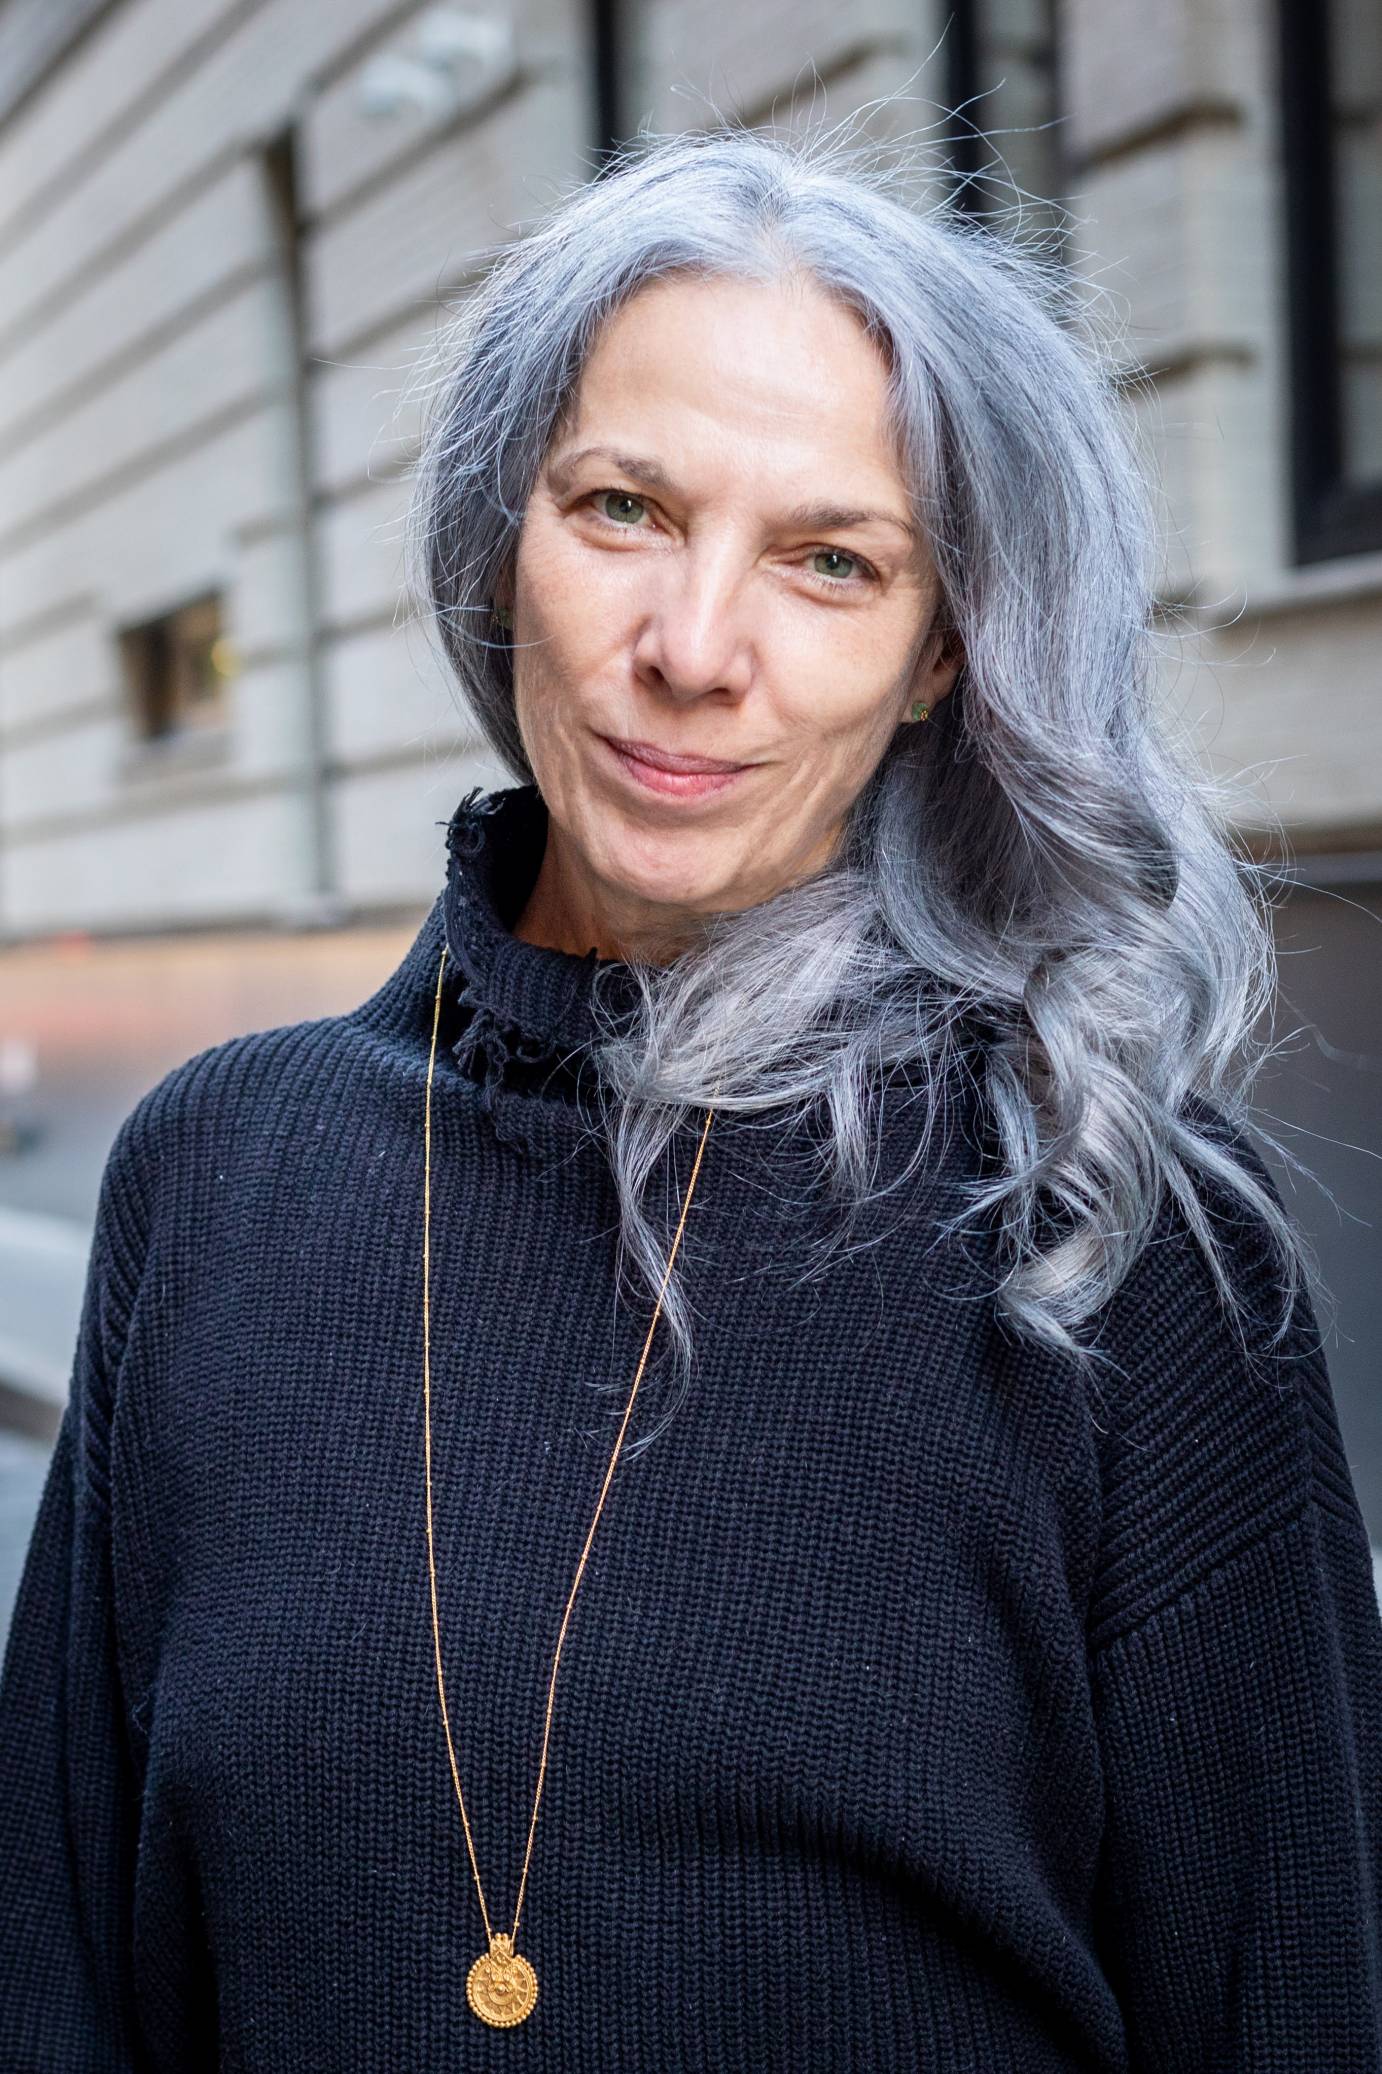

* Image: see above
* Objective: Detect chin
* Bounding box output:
[594,812,734,896]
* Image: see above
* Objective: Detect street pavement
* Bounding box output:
[0,1429,54,1655]
[0,1200,90,1411]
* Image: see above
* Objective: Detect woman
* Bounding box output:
[2,120,1379,2071]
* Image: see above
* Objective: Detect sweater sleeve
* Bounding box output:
[1086,1126,1382,2068]
[0,1112,152,2071]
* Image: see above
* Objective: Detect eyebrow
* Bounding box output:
[546,443,920,545]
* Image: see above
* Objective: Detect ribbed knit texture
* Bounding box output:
[2,779,1380,2071]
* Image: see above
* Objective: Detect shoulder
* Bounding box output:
[121,1007,360,1147]
[1082,1099,1343,1650]
[100,1007,374,1248]
[1091,1095,1324,1392]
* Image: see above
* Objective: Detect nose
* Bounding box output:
[631,540,754,703]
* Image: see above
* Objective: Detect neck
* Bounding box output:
[511,820,704,966]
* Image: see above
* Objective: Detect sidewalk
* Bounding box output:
[0,1200,90,1413]
[0,1428,55,1653]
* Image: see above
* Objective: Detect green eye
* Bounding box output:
[808,547,876,590]
[584,490,877,595]
[595,490,646,525]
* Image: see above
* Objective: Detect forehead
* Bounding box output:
[558,271,907,491]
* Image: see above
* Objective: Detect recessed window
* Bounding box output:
[946,0,1068,238]
[1279,0,1382,561]
[118,592,235,741]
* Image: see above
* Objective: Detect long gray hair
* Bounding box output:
[402,114,1323,1455]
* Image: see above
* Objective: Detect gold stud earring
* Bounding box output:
[493,602,513,629]
[910,700,930,723]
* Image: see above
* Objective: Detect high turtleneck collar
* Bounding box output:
[436,780,641,1149]
[357,778,975,1168]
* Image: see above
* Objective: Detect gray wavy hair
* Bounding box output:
[402,113,1323,1457]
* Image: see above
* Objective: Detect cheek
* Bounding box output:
[749,580,917,704]
[772,629,908,743]
[515,526,625,683]
[519,507,630,617]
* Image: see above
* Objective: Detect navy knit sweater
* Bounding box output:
[3,779,1381,2071]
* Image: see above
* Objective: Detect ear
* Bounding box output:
[911,622,964,713]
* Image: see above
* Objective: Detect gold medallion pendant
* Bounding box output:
[425,946,717,2038]
[466,1933,538,2027]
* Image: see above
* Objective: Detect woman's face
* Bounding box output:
[503,270,960,962]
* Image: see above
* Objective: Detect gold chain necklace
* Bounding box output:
[424,940,716,2027]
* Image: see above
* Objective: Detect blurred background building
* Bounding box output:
[0,0,1379,1639]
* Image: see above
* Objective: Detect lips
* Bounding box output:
[603,736,748,774]
[599,734,751,800]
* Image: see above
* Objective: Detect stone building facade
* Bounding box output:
[1,0,1376,925]
[0,0,1378,1499]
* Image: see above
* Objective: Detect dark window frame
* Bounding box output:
[1278,0,1382,563]
[589,0,626,169]
[944,0,1068,224]
[945,1,985,212]
[118,590,231,744]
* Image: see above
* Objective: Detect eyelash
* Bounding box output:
[581,488,882,594]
